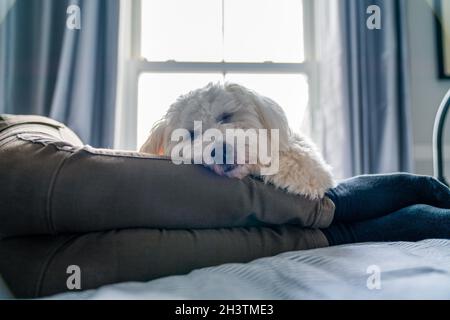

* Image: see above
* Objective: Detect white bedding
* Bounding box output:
[49,239,450,300]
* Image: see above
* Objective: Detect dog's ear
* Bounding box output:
[139,120,168,155]
[225,82,290,148]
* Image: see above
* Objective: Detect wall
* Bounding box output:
[406,0,450,176]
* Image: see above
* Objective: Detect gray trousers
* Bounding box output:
[0,115,334,298]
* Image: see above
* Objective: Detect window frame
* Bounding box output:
[115,0,317,150]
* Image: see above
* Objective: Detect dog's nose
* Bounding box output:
[210,143,237,173]
[222,163,236,173]
[210,143,230,164]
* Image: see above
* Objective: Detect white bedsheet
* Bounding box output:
[49,239,450,300]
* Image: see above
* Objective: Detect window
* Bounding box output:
[116,0,316,150]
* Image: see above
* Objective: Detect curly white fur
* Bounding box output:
[140,82,335,199]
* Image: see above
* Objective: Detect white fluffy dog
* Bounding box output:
[140,82,335,199]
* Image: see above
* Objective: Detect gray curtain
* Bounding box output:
[0,0,119,147]
[316,0,413,179]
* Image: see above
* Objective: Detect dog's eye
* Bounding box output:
[218,113,232,123]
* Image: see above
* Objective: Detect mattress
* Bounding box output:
[49,239,450,300]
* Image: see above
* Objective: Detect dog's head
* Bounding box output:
[140,82,290,178]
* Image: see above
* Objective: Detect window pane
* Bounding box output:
[224,0,304,62]
[137,73,222,148]
[141,0,222,62]
[225,74,309,133]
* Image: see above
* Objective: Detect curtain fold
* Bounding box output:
[0,0,119,147]
[316,0,413,179]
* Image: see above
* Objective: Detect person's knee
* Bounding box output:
[419,175,439,185]
[416,175,445,194]
[397,174,440,192]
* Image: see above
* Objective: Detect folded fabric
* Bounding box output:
[0,226,327,298]
[0,115,335,238]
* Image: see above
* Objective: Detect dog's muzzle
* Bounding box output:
[209,143,238,173]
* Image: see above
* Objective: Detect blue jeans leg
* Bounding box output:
[323,204,450,245]
[326,173,450,223]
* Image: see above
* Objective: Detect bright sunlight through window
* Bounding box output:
[137,0,309,148]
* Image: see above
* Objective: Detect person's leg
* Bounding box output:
[322,204,450,246]
[326,173,450,223]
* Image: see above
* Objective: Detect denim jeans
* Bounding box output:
[322,173,450,245]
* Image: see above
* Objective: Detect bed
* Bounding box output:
[1,88,449,299]
[49,239,450,300]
